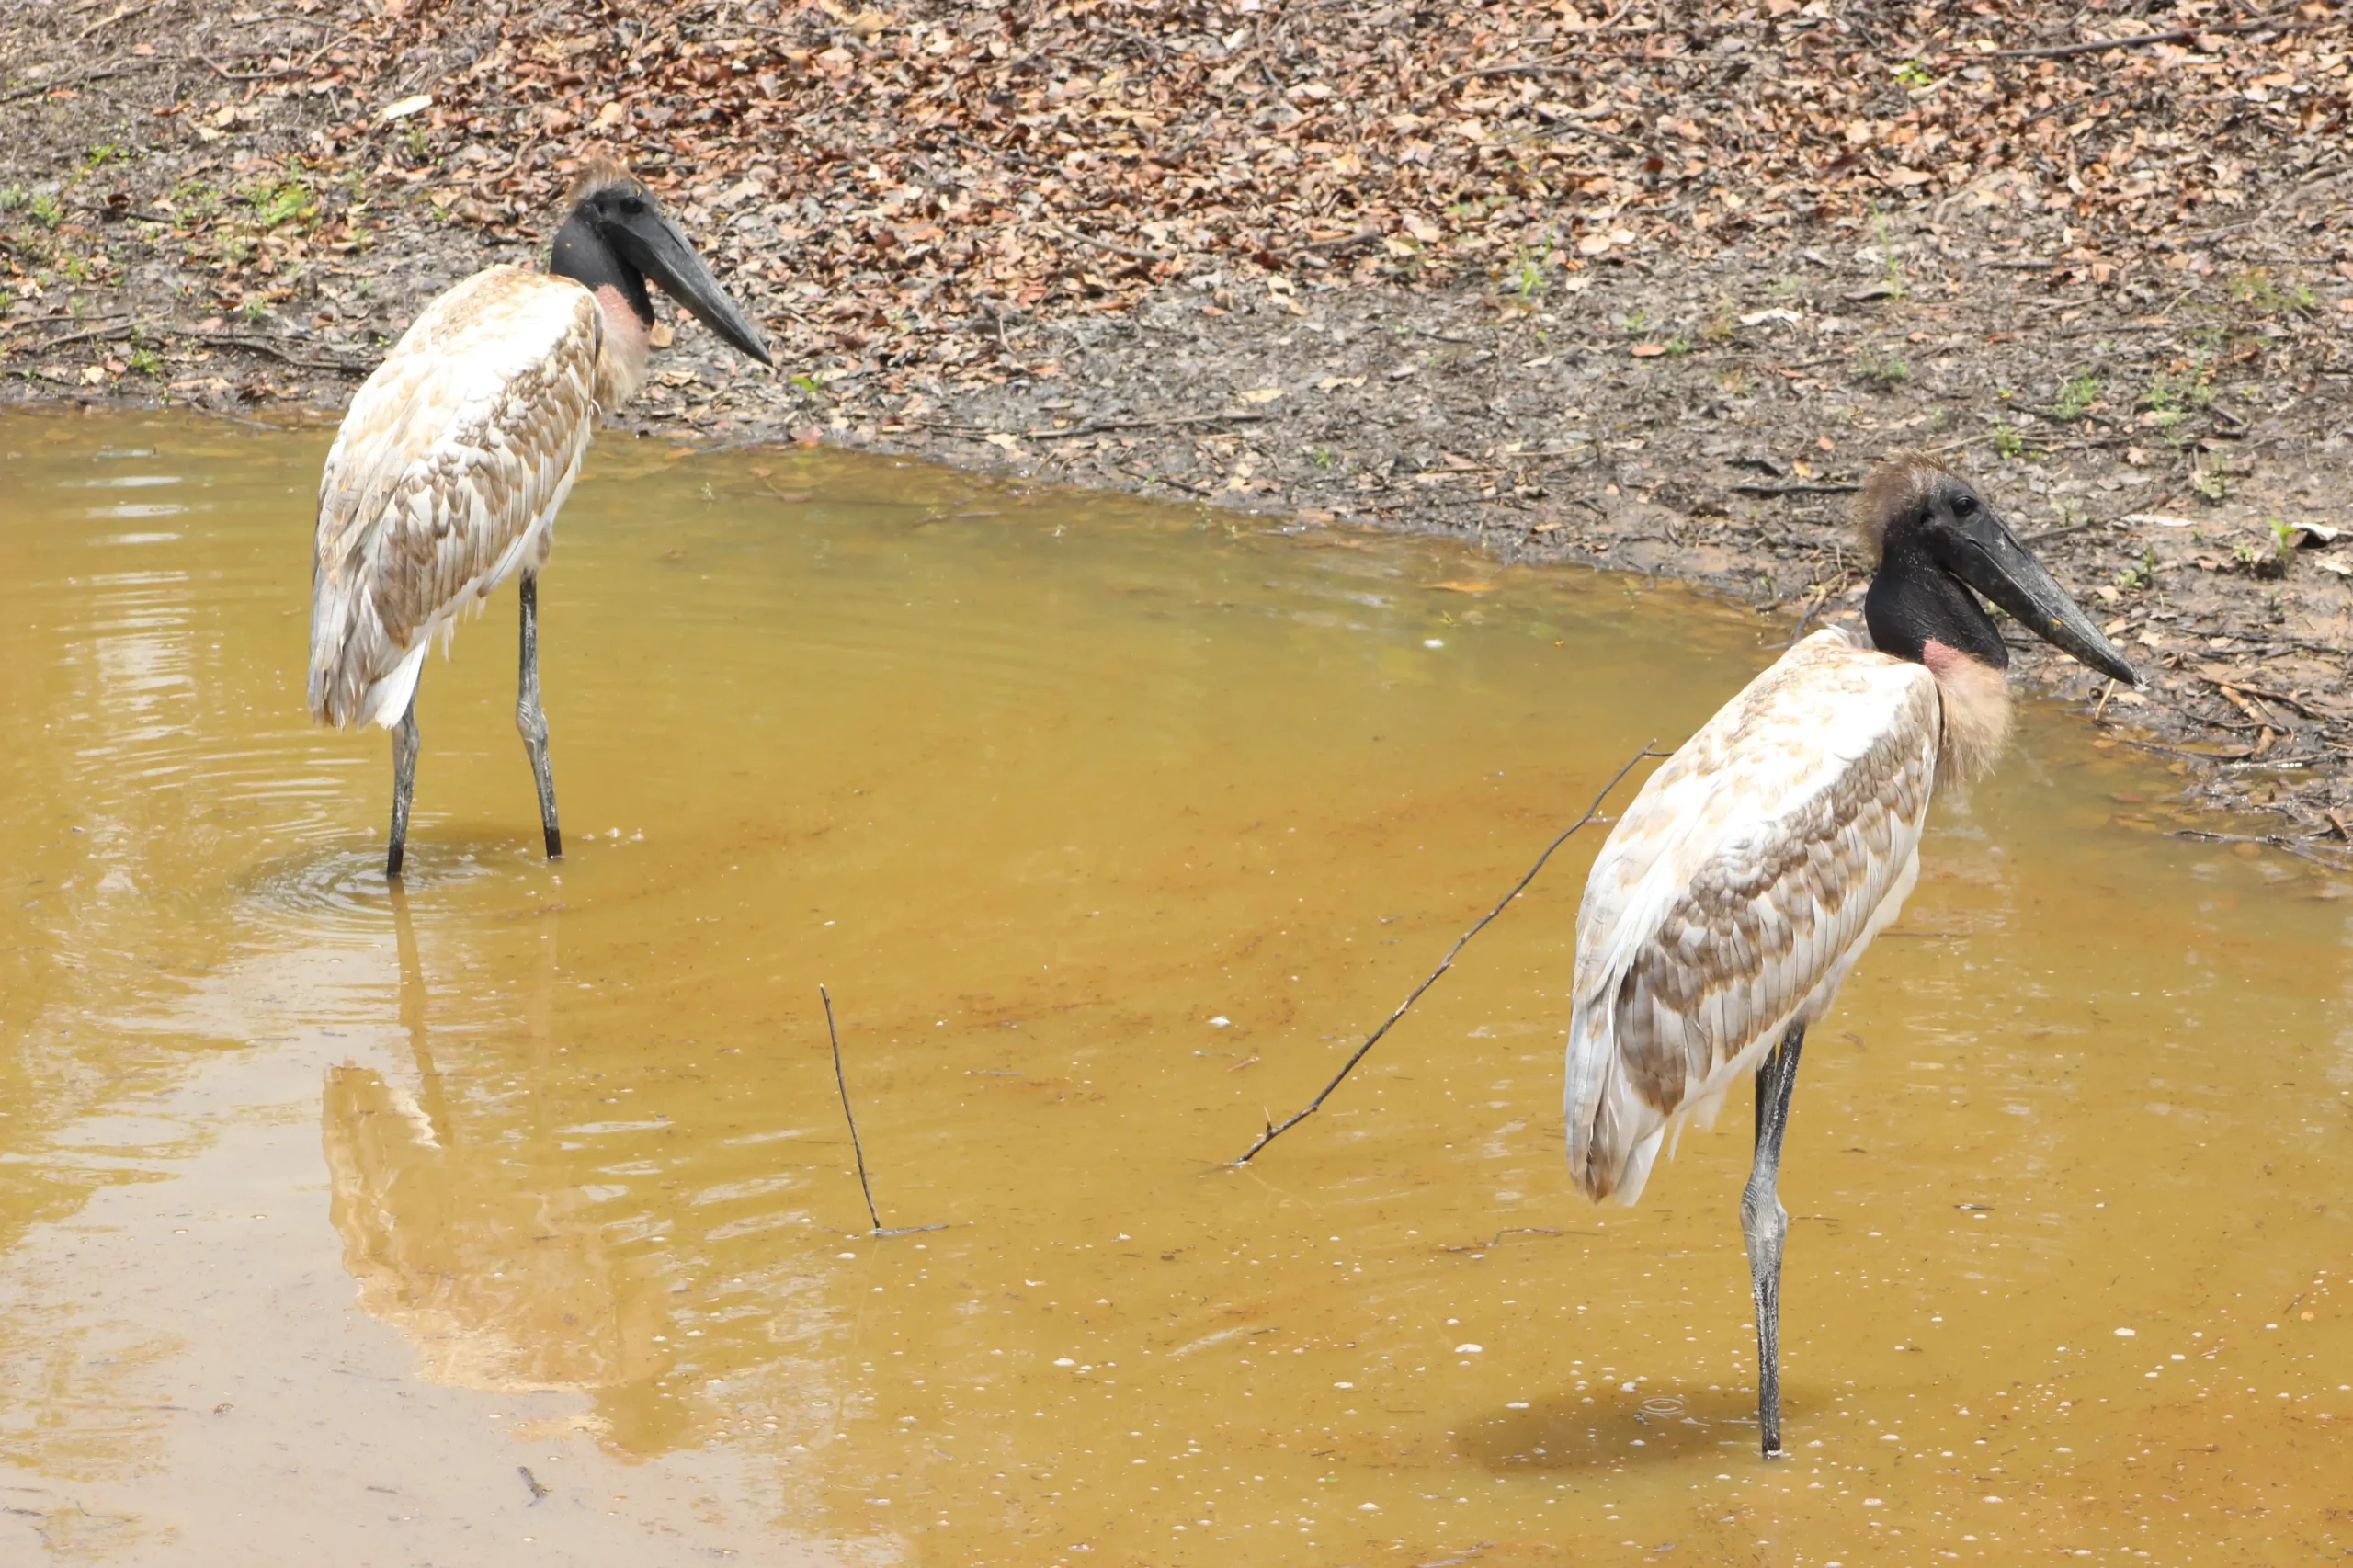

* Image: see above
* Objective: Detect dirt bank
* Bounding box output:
[5,1,2351,854]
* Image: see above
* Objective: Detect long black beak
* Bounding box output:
[1943,506,2141,686]
[614,210,773,367]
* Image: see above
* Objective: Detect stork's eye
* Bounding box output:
[619,195,647,216]
[1952,494,1977,517]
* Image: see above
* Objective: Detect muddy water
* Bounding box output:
[0,408,2347,1566]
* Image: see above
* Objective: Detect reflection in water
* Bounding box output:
[0,410,2348,1566]
[323,893,666,1400]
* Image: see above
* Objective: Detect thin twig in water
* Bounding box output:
[1233,739,1665,1165]
[1440,1226,1569,1254]
[2168,829,2353,869]
[821,983,947,1237]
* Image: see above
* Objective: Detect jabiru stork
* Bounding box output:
[307,154,772,877]
[1562,454,2138,1457]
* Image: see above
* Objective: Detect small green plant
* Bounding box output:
[84,142,127,169]
[2052,370,2102,420]
[2192,464,2230,504]
[1505,238,1552,305]
[245,178,316,231]
[0,186,25,212]
[239,296,269,324]
[1993,422,2026,459]
[1855,345,1911,387]
[170,179,223,223]
[126,346,163,377]
[1310,446,1336,469]
[1871,211,1907,300]
[1891,59,1935,90]
[1700,299,1738,344]
[2116,546,2160,592]
[403,123,432,161]
[2225,520,2296,579]
[790,373,824,398]
[1766,276,1802,301]
[1661,334,1692,357]
[2229,267,2317,317]
[58,253,92,284]
[26,191,62,230]
[1619,306,1650,334]
[2144,363,2214,420]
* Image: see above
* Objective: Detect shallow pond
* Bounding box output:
[0,410,2347,1565]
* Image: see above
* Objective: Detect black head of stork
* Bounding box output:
[1859,455,2139,687]
[550,156,773,366]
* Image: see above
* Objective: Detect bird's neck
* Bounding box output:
[551,211,654,410]
[591,285,651,410]
[1923,639,2012,788]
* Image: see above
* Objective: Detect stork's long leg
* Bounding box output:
[1743,1020,1807,1460]
[386,691,420,880]
[516,571,563,860]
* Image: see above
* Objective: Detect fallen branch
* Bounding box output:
[820,984,945,1238]
[181,328,372,372]
[1298,226,1385,254]
[2,312,138,348]
[1029,411,1271,440]
[0,55,182,104]
[2168,829,2353,869]
[1987,7,2313,62]
[1732,482,1862,498]
[74,0,165,42]
[1233,738,1665,1165]
[1051,224,1174,266]
[2018,517,2109,546]
[6,313,371,371]
[1116,464,1216,496]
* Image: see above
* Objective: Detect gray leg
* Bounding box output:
[1743,1020,1807,1460]
[517,571,562,860]
[386,691,420,880]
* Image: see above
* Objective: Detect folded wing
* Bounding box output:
[309,267,603,730]
[1565,630,1940,1202]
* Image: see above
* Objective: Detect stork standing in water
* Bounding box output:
[1563,456,2137,1457]
[308,155,772,876]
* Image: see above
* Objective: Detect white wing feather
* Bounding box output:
[1564,630,1940,1202]
[309,267,604,729]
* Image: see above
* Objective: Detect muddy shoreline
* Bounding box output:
[5,1,2352,854]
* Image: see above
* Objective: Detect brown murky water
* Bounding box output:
[1,409,2347,1566]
